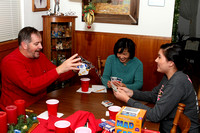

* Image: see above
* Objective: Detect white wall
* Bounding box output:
[23,0,47,31]
[23,0,175,37]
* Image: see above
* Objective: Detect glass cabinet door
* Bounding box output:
[51,22,72,66]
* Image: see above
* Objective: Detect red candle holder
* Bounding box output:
[0,111,7,133]
[5,105,17,124]
[14,99,26,116]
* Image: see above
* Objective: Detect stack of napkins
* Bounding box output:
[76,85,107,93]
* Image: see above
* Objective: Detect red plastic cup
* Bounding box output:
[54,120,71,133]
[75,127,92,133]
[80,78,90,92]
[46,99,59,117]
[0,111,7,133]
[108,106,121,121]
[14,99,26,116]
[5,105,18,124]
[102,130,110,133]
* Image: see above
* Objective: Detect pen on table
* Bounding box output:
[25,109,34,113]
[96,88,105,92]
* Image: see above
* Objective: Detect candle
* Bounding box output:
[14,99,26,116]
[5,105,17,124]
[0,111,7,133]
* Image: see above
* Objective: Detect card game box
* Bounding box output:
[99,119,115,132]
[115,106,147,133]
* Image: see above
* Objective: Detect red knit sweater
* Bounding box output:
[0,48,75,110]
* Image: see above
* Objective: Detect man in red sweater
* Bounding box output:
[0,27,81,110]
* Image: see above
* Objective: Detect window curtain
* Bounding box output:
[179,0,199,37]
[0,0,21,42]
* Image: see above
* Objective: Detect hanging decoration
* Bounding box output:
[82,2,96,29]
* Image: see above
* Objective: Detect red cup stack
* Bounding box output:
[75,127,92,133]
[54,120,71,133]
[46,99,59,117]
[108,106,121,121]
[80,78,90,92]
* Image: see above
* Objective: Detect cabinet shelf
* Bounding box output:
[42,15,77,66]
[51,37,71,39]
[51,48,71,51]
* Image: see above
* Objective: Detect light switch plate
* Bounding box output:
[148,0,165,7]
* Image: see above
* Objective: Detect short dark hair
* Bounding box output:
[160,43,186,71]
[18,26,41,46]
[113,38,136,59]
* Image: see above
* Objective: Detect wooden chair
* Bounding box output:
[197,85,200,108]
[97,56,106,75]
[170,103,191,133]
[197,85,200,123]
[0,62,1,96]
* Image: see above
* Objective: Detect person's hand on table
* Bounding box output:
[56,53,82,75]
[112,80,126,87]
[113,88,130,103]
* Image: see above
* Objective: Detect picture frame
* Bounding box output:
[32,0,50,12]
[82,0,140,25]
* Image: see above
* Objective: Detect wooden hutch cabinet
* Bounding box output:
[42,15,77,66]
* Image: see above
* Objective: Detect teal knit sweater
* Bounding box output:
[101,55,143,90]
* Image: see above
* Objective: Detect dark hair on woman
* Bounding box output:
[113,38,136,59]
[160,43,186,71]
[18,26,41,46]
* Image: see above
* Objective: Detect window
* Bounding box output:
[0,0,22,42]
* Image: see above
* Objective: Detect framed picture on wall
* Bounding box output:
[32,0,50,12]
[82,0,140,25]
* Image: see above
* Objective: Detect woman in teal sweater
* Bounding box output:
[101,38,143,90]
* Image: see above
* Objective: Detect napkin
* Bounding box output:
[65,110,102,132]
[91,85,107,93]
[76,87,93,93]
[37,111,64,120]
[32,110,102,133]
[76,85,107,93]
[31,118,53,133]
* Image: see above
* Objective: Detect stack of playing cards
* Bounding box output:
[77,63,89,76]
[101,100,114,107]
[99,119,115,133]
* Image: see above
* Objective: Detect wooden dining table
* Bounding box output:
[27,85,160,132]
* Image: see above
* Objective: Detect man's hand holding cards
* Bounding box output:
[77,63,90,76]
